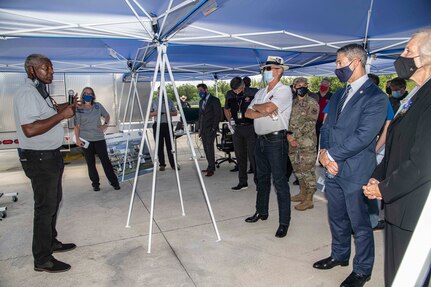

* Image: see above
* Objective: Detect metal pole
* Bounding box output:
[121,73,139,182]
[147,45,167,253]
[159,45,185,217]
[164,50,222,242]
[125,45,162,228]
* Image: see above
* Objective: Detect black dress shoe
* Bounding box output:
[340,272,371,287]
[245,212,268,223]
[52,242,76,253]
[275,224,289,238]
[293,179,299,185]
[113,185,121,190]
[93,186,100,192]
[205,171,214,177]
[230,166,239,172]
[313,256,349,270]
[34,258,71,273]
[247,169,253,174]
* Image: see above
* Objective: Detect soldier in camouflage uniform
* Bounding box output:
[287,77,319,211]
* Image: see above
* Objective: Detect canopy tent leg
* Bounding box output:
[164,45,222,243]
[125,47,162,229]
[125,43,221,254]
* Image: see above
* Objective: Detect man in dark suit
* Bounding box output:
[363,29,431,287]
[197,83,222,177]
[315,44,387,287]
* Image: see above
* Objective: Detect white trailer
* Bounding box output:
[0,72,151,151]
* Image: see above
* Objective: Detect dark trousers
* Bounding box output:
[325,177,374,275]
[254,133,291,226]
[83,140,119,187]
[19,149,64,265]
[152,123,175,168]
[366,198,380,228]
[232,125,256,185]
[201,130,217,172]
[384,222,413,287]
[286,155,294,181]
[316,120,323,152]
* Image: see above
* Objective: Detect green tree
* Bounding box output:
[308,76,344,94]
[251,77,264,89]
[208,80,230,106]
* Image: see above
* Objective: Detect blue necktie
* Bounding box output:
[336,84,351,119]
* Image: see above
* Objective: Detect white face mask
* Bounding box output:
[263,70,274,83]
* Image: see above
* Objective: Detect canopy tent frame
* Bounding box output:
[124,43,221,253]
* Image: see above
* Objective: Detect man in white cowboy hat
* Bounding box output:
[244,56,293,238]
[180,95,191,109]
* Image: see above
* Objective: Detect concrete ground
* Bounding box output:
[0,136,384,287]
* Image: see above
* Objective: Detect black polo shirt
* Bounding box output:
[224,90,254,125]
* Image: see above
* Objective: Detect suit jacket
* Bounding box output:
[373,79,431,231]
[198,94,222,137]
[320,79,387,185]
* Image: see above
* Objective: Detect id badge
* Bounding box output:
[237,112,243,119]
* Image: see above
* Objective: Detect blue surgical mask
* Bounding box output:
[335,61,353,83]
[263,71,274,83]
[391,90,402,99]
[83,94,93,102]
[199,91,206,99]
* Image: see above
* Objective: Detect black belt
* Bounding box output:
[19,148,61,161]
[237,123,253,126]
[257,130,287,139]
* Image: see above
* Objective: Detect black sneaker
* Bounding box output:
[232,184,248,191]
[34,258,71,273]
[93,186,100,192]
[52,242,76,253]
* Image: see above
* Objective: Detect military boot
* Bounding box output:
[291,179,306,202]
[294,193,314,211]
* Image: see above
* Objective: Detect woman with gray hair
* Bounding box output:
[363,28,431,286]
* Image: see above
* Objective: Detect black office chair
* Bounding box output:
[215,123,237,168]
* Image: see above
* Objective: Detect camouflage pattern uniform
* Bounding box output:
[288,95,319,210]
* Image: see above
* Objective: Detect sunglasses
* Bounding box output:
[262,66,281,71]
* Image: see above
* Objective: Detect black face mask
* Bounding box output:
[295,87,308,97]
[31,67,49,99]
[394,56,420,80]
[34,79,49,99]
[385,87,392,95]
